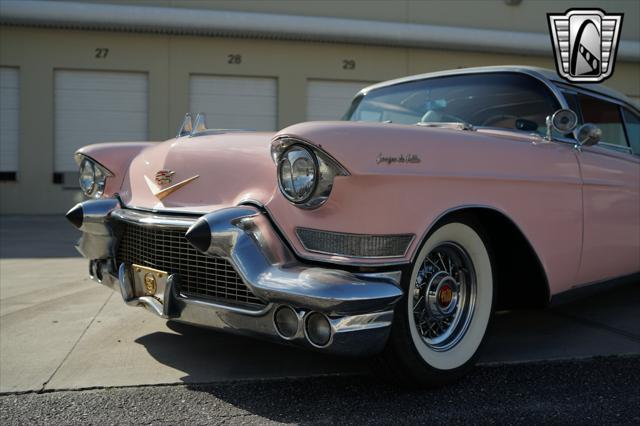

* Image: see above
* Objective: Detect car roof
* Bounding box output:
[359,66,638,110]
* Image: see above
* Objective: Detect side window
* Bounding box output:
[577,94,628,148]
[621,108,640,155]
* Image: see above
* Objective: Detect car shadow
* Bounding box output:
[135,321,368,385]
[134,282,639,422]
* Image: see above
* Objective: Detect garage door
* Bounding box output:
[307,80,372,121]
[0,67,19,179]
[54,70,148,172]
[190,75,277,131]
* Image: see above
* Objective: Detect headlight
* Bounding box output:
[76,155,110,198]
[278,146,318,204]
[273,138,349,209]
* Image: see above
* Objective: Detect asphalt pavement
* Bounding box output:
[1,356,639,425]
[1,215,639,424]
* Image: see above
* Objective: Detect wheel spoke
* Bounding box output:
[411,242,477,351]
[413,296,424,312]
[426,256,441,272]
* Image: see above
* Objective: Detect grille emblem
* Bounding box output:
[143,272,157,295]
[155,170,175,185]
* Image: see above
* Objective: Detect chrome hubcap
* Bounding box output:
[412,242,476,351]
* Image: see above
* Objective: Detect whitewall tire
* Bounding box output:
[376,218,494,387]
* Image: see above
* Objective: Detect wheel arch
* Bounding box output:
[414,205,550,309]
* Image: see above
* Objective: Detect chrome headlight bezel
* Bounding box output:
[272,137,349,209]
[75,153,113,199]
[277,145,319,205]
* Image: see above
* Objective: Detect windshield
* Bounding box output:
[345,73,561,135]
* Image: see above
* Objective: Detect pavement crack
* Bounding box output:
[550,310,640,344]
[37,292,114,393]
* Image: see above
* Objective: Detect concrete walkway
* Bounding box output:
[1,216,639,393]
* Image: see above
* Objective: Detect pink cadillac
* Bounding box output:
[66,66,640,387]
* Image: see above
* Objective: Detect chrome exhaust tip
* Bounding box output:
[273,306,300,340]
[304,312,333,348]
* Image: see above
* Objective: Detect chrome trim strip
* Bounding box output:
[110,208,198,229]
[181,295,272,317]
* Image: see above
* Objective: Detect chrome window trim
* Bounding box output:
[554,82,640,114]
[558,86,635,154]
[619,106,640,156]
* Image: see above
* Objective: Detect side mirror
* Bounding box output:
[576,123,602,147]
[546,109,578,140]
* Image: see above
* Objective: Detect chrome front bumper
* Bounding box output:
[67,199,403,356]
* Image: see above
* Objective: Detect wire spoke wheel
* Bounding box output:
[412,242,477,352]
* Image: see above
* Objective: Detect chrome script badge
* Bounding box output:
[548,9,623,83]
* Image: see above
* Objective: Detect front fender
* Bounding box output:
[266,121,582,295]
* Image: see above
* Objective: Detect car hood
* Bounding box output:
[118,131,277,213]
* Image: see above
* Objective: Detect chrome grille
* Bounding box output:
[115,221,265,308]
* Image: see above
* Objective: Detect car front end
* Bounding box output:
[66,124,405,356]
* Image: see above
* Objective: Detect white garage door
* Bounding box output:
[55,70,148,172]
[190,75,277,131]
[307,80,372,121]
[0,67,19,176]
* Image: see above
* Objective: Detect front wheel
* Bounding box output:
[376,219,494,387]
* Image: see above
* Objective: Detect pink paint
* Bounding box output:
[76,121,640,296]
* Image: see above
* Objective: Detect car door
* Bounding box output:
[572,93,640,285]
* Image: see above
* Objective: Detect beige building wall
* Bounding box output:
[0,1,639,214]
